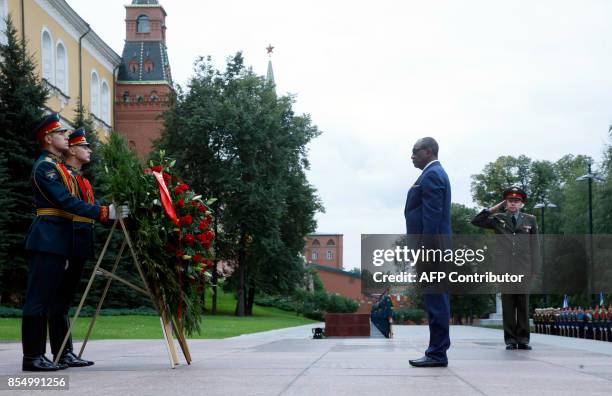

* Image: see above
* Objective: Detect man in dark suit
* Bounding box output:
[405,137,452,368]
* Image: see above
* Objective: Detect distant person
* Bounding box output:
[471,187,539,350]
[405,137,451,368]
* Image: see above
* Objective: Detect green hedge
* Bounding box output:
[393,307,426,324]
[0,306,156,318]
[254,291,359,321]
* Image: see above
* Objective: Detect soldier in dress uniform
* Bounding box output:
[46,128,98,368]
[471,186,539,350]
[21,114,127,372]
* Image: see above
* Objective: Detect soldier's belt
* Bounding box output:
[36,208,95,224]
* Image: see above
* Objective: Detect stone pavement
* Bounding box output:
[1,324,612,395]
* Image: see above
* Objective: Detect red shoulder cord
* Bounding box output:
[76,175,95,204]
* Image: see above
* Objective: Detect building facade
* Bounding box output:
[2,0,121,136]
[114,0,172,158]
[304,233,343,270]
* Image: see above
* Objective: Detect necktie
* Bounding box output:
[512,216,517,228]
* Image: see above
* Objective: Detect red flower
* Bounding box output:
[193,254,202,263]
[179,214,193,226]
[163,172,171,183]
[183,234,195,245]
[176,199,185,208]
[198,218,210,231]
[175,249,184,258]
[179,183,190,192]
[202,240,211,249]
[174,185,184,195]
[152,165,163,173]
[204,230,215,241]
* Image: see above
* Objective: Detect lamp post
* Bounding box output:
[576,160,603,296]
[534,201,557,304]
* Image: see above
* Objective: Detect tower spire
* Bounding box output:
[266,44,275,86]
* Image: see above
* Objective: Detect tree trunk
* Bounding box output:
[246,284,255,316]
[235,224,247,316]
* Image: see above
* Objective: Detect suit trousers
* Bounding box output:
[424,293,451,363]
[502,293,530,345]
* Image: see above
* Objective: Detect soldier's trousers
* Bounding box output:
[502,294,530,345]
[22,253,67,357]
[22,253,86,357]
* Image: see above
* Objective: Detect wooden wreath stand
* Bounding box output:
[54,217,192,369]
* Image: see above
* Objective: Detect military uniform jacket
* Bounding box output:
[66,165,96,259]
[24,151,107,257]
[471,209,540,275]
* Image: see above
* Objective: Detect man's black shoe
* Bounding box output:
[505,344,517,350]
[517,343,532,350]
[409,356,448,368]
[22,355,60,372]
[56,351,94,367]
[42,355,68,370]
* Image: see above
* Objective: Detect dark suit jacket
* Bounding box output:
[404,161,452,236]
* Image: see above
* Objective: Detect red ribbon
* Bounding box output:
[152,171,179,226]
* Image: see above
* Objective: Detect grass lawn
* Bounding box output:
[0,289,316,340]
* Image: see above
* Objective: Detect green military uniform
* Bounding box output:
[471,187,539,349]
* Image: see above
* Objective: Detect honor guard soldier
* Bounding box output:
[21,114,127,372]
[471,186,539,350]
[48,128,98,368]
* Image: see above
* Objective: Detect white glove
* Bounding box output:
[108,204,130,220]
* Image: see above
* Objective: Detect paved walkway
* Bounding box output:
[1,324,612,395]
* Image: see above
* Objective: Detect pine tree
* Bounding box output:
[0,16,49,305]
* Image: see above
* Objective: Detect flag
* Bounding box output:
[599,292,605,306]
[562,295,569,309]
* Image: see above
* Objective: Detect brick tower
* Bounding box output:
[114,0,172,158]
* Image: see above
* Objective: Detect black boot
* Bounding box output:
[22,316,60,372]
[42,316,68,370]
[49,315,94,367]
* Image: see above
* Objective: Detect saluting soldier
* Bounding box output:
[22,114,127,372]
[471,186,539,351]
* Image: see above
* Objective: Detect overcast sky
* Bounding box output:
[69,0,612,270]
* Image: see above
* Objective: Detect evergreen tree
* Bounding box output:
[0,16,48,305]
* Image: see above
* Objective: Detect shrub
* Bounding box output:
[394,307,426,324]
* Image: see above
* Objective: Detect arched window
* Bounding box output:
[129,59,139,73]
[0,0,8,45]
[55,42,67,93]
[136,15,150,33]
[312,239,320,247]
[326,239,335,246]
[144,59,154,73]
[90,71,99,116]
[41,29,53,83]
[101,81,110,123]
[311,251,318,260]
[150,90,159,101]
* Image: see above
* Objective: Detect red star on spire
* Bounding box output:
[266,44,274,55]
